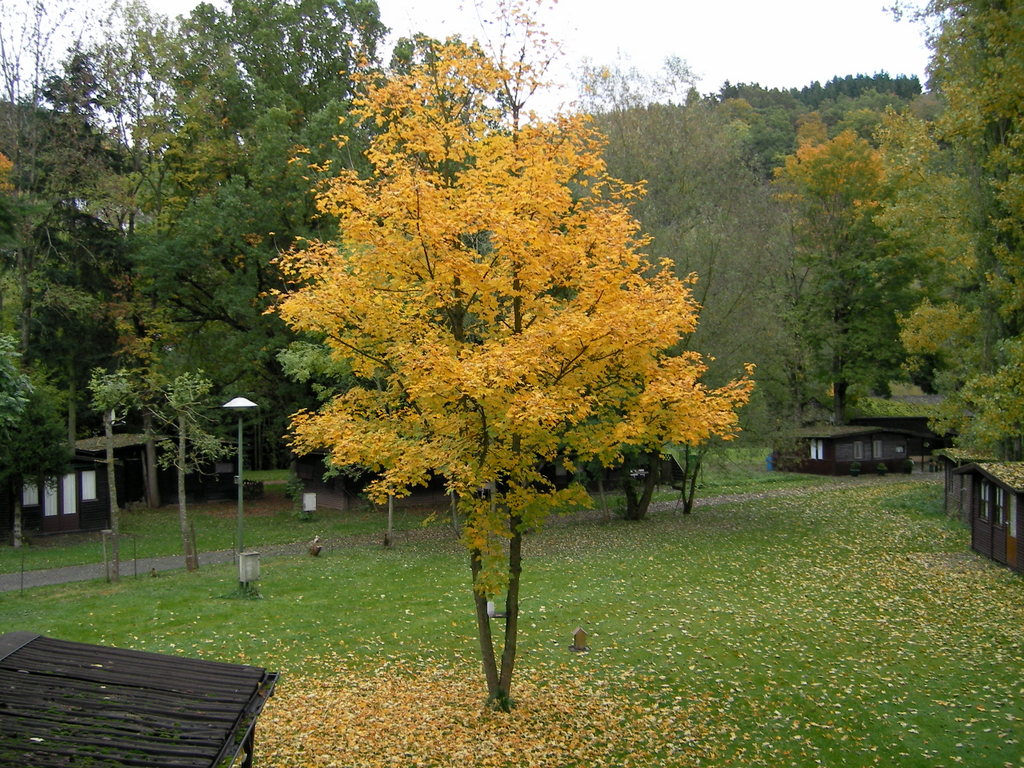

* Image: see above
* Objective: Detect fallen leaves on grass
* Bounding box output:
[14,480,1024,767]
[260,659,713,767]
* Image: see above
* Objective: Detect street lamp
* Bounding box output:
[222,397,258,565]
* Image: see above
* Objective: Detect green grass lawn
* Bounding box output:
[0,483,446,573]
[0,451,827,574]
[1,475,1021,766]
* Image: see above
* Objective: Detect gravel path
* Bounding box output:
[0,473,941,594]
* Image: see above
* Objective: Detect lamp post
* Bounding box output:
[222,397,258,562]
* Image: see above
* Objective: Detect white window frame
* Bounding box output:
[81,469,98,502]
[22,483,40,507]
[61,473,77,516]
[44,482,58,517]
[810,439,824,461]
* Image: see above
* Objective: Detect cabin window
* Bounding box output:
[809,439,824,460]
[45,483,58,516]
[995,486,1007,526]
[872,439,883,458]
[853,441,863,460]
[22,483,39,507]
[61,474,77,516]
[81,470,98,502]
[980,481,992,521]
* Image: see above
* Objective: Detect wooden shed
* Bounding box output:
[935,448,995,522]
[0,631,278,767]
[294,452,358,511]
[75,433,239,509]
[953,462,1024,574]
[778,425,918,476]
[1,454,112,539]
[74,433,155,508]
[294,451,450,511]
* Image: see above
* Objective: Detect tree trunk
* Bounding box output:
[104,410,121,582]
[17,246,31,354]
[143,411,160,508]
[177,415,198,571]
[497,516,523,710]
[65,376,77,444]
[12,496,22,548]
[831,372,847,428]
[384,493,394,547]
[470,549,501,703]
[450,491,459,537]
[623,451,660,520]
[680,446,704,515]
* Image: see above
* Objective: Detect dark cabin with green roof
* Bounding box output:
[777,394,947,476]
[953,462,1024,574]
[780,425,918,476]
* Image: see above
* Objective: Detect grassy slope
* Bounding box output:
[1,476,1022,766]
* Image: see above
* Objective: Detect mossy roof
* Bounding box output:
[74,433,152,452]
[847,395,942,419]
[972,462,1024,492]
[935,447,996,464]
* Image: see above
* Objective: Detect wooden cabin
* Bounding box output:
[848,415,945,460]
[935,448,995,522]
[779,425,919,476]
[294,452,449,511]
[74,433,152,508]
[953,462,1024,574]
[75,433,238,508]
[1,454,111,539]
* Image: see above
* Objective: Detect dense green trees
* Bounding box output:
[109,0,386,463]
[885,0,1024,458]
[583,62,926,437]
[0,336,68,546]
[773,130,914,425]
[0,0,1019,481]
[2,0,387,467]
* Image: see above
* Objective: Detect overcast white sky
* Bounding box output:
[154,0,933,102]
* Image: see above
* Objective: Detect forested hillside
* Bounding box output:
[1,0,1022,465]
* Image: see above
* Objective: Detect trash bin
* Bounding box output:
[765,455,775,472]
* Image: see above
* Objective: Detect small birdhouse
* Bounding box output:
[570,627,589,652]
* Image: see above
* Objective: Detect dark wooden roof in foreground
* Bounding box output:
[0,632,278,768]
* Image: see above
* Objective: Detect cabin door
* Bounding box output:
[42,473,80,533]
[1008,496,1019,569]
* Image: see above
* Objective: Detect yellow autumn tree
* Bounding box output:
[274,22,753,709]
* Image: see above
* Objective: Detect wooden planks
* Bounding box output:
[0,633,277,768]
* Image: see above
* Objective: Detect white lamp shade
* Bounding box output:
[223,396,258,409]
